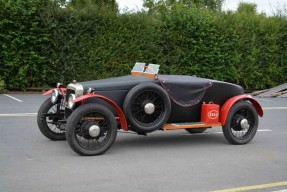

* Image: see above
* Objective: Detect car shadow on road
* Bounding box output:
[37,132,228,156]
[114,132,227,150]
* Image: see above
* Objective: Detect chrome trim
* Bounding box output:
[144,103,155,114]
[56,82,62,88]
[89,125,101,137]
[67,83,84,97]
[240,119,250,129]
[87,87,93,93]
[68,94,76,109]
[51,89,59,104]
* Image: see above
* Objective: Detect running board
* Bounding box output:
[162,122,221,130]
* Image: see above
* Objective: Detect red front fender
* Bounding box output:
[73,94,128,131]
[220,95,263,126]
[42,88,66,96]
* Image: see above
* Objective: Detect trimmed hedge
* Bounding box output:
[0,0,51,88]
[1,1,286,90]
[0,78,5,93]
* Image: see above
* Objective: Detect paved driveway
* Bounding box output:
[0,94,286,192]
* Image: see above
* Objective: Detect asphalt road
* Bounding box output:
[0,94,286,192]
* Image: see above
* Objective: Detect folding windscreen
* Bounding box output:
[131,62,146,76]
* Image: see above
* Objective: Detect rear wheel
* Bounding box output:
[37,98,66,140]
[66,104,117,156]
[185,128,207,134]
[222,101,258,145]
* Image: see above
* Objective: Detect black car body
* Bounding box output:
[38,63,263,156]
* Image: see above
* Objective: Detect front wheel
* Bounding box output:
[37,98,66,140]
[66,104,117,156]
[222,101,258,145]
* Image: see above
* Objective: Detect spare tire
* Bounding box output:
[123,83,171,133]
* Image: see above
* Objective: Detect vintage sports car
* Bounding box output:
[37,63,263,156]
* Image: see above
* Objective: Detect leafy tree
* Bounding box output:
[1,0,286,90]
[67,0,118,13]
[237,2,257,15]
[143,0,223,13]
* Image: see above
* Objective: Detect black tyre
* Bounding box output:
[185,128,207,134]
[123,83,171,133]
[222,101,258,145]
[66,104,117,156]
[37,98,66,140]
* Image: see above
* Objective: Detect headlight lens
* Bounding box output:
[68,94,76,109]
[56,82,62,88]
[51,89,59,104]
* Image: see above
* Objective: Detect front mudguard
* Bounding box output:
[42,88,66,96]
[72,93,128,131]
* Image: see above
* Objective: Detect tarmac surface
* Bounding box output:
[0,94,286,192]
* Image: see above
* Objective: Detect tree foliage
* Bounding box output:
[143,0,224,13]
[237,2,257,14]
[0,0,54,87]
[67,0,118,13]
[0,1,286,90]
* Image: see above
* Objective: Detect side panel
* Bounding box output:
[220,95,263,126]
[66,78,247,126]
[167,81,244,123]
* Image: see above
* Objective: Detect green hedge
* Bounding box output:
[1,1,286,90]
[0,0,51,88]
[0,77,5,93]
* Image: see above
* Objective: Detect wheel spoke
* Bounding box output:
[230,108,255,140]
[43,100,65,135]
[131,90,165,126]
[74,112,112,151]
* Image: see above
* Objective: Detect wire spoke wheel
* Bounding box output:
[131,90,164,126]
[123,83,171,133]
[66,104,117,156]
[223,101,258,145]
[75,112,111,151]
[45,101,65,135]
[37,98,66,140]
[230,109,254,140]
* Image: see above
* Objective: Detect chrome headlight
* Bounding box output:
[68,94,76,109]
[56,82,62,88]
[51,89,59,104]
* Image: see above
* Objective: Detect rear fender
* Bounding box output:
[42,88,66,96]
[73,94,128,131]
[220,95,263,126]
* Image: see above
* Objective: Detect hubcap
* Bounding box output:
[89,125,100,137]
[144,103,155,114]
[240,119,250,129]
